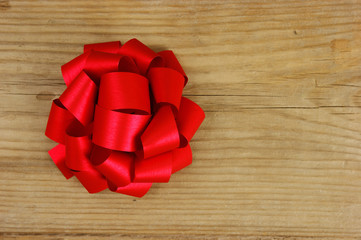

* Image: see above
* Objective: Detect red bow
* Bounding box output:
[45,39,205,197]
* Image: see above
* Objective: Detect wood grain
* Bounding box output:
[1,0,361,239]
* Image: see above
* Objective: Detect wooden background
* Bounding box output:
[1,0,361,239]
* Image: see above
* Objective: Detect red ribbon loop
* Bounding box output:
[134,151,173,183]
[61,51,91,86]
[118,38,163,75]
[45,99,74,144]
[98,72,150,114]
[59,71,97,126]
[172,143,192,173]
[176,97,206,147]
[83,51,124,84]
[65,132,92,172]
[108,181,153,198]
[93,105,151,152]
[140,105,179,159]
[46,39,205,197]
[158,50,188,85]
[48,144,73,179]
[91,145,133,187]
[148,67,184,112]
[74,168,108,194]
[84,41,121,54]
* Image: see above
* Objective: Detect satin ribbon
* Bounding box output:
[45,39,205,197]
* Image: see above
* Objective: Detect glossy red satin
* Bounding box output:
[140,105,179,159]
[61,51,91,86]
[45,99,74,144]
[98,72,150,114]
[158,50,188,85]
[93,105,151,152]
[45,39,205,197]
[91,145,133,187]
[118,38,163,75]
[84,41,121,54]
[176,97,206,147]
[134,151,173,183]
[59,71,97,126]
[172,144,192,174]
[48,144,73,179]
[148,67,184,112]
[84,51,124,85]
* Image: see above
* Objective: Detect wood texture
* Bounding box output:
[1,0,361,239]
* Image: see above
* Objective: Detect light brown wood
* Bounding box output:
[1,0,361,239]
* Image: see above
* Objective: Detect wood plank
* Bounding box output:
[1,234,360,240]
[1,0,361,239]
[1,109,361,238]
[0,1,361,108]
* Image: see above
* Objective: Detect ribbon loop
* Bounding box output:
[158,50,188,85]
[118,38,163,75]
[74,168,108,194]
[91,145,133,187]
[59,71,97,126]
[141,105,179,159]
[45,99,74,144]
[98,72,150,114]
[176,97,205,147]
[108,181,152,198]
[148,67,184,112]
[48,144,74,179]
[84,41,121,53]
[83,51,124,84]
[134,151,173,183]
[92,105,151,152]
[61,51,91,86]
[172,144,192,173]
[64,120,93,172]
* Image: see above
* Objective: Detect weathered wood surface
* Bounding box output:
[1,0,361,239]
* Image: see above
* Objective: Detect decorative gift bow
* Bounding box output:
[45,39,205,197]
